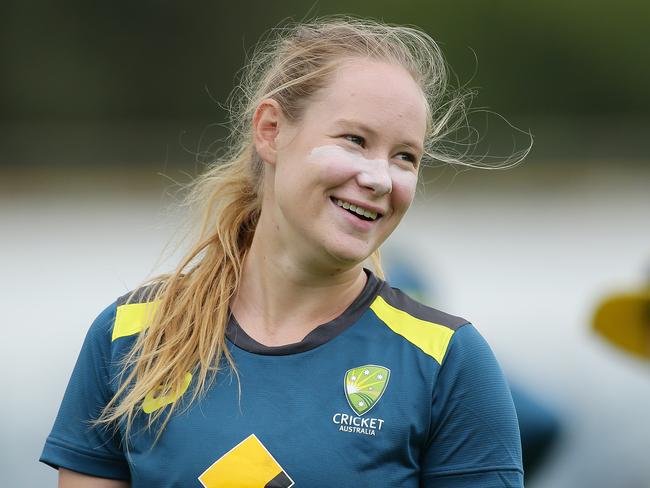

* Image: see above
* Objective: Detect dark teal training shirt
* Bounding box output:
[41,271,523,487]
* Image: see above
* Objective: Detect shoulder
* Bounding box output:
[75,284,164,383]
[80,284,162,353]
[111,283,162,341]
[368,284,471,365]
[374,285,469,330]
[115,282,162,307]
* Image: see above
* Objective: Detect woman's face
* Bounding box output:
[259,58,427,270]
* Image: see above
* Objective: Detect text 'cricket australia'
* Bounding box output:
[332,413,385,436]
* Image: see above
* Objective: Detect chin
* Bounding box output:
[322,240,377,268]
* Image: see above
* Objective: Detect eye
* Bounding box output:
[343,134,366,147]
[396,152,419,166]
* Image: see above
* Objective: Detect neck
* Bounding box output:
[231,231,368,347]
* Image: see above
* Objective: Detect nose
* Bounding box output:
[356,158,392,195]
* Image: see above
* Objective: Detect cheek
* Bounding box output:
[308,145,391,184]
[308,148,360,182]
[389,168,418,211]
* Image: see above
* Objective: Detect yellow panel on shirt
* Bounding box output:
[112,301,160,341]
[370,295,454,365]
[198,434,294,488]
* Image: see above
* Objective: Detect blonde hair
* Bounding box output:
[96,16,525,442]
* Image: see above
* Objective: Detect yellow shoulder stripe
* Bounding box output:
[112,301,160,341]
[369,295,454,365]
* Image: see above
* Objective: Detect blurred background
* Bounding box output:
[2,1,649,486]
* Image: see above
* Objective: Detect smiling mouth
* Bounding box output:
[331,198,381,222]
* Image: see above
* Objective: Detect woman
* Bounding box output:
[41,17,524,487]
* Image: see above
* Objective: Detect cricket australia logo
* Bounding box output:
[345,365,390,415]
[332,364,390,436]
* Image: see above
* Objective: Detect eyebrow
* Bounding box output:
[333,118,424,155]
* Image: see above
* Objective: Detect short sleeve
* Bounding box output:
[40,302,131,480]
[421,324,523,487]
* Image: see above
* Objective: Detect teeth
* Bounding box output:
[334,198,379,221]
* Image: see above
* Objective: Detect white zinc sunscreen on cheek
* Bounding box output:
[307,145,416,194]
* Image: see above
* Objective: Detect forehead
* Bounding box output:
[304,59,428,144]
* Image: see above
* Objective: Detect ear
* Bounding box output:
[253,99,284,165]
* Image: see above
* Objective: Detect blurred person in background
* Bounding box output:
[40,17,525,487]
[593,280,650,360]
